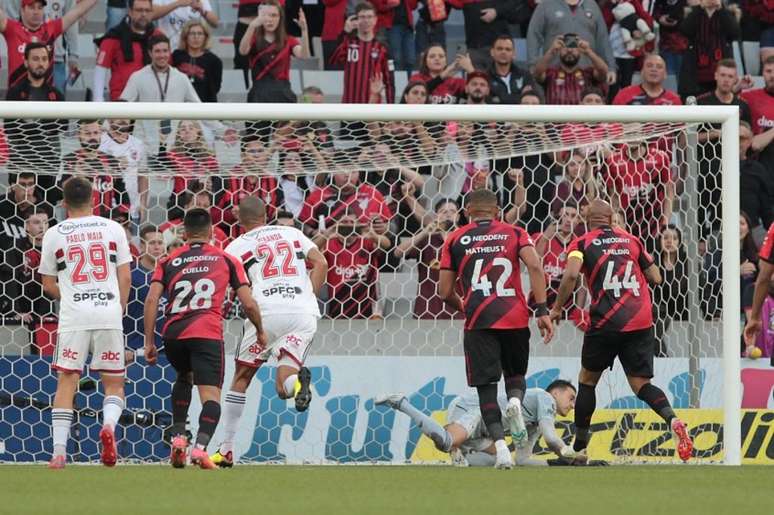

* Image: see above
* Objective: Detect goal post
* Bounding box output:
[0,102,742,465]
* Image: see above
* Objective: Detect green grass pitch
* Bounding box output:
[0,465,767,515]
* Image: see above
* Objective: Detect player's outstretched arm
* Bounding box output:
[143,282,164,365]
[538,417,583,462]
[551,256,582,321]
[306,247,328,297]
[745,259,774,345]
[642,263,662,286]
[438,269,464,313]
[521,246,554,343]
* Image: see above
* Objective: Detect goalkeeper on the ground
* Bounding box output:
[376,380,581,466]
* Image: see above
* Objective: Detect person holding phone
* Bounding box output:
[533,33,608,105]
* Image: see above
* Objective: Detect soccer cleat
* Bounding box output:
[505,397,528,448]
[210,450,234,468]
[170,435,188,469]
[48,455,66,470]
[294,367,313,412]
[494,440,513,470]
[671,418,693,462]
[190,447,217,470]
[99,426,118,467]
[373,393,406,410]
[450,448,469,467]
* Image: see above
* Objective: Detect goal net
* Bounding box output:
[0,102,742,465]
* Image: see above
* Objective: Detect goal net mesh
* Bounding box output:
[0,113,728,464]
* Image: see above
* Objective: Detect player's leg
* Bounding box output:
[464,330,512,469]
[374,394,458,453]
[574,331,614,453]
[500,329,530,447]
[212,363,258,467]
[272,315,316,411]
[188,339,225,469]
[92,330,127,467]
[621,329,693,462]
[48,331,89,469]
[163,338,194,468]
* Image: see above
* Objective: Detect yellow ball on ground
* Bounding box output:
[748,347,763,359]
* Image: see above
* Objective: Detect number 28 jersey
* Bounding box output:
[151,242,249,341]
[225,225,321,318]
[440,220,533,330]
[39,216,132,332]
[567,226,654,334]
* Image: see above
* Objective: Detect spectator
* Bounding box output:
[551,150,597,216]
[613,53,682,106]
[330,3,395,104]
[740,211,760,309]
[299,169,393,236]
[107,0,128,31]
[527,0,615,82]
[456,0,526,59]
[59,120,127,218]
[109,206,140,259]
[678,0,741,99]
[274,209,299,228]
[652,224,688,357]
[5,42,66,180]
[697,59,751,122]
[741,0,774,63]
[172,20,223,102]
[162,120,219,210]
[740,121,774,233]
[232,0,261,86]
[120,34,200,102]
[274,143,321,217]
[604,140,674,252]
[463,69,491,104]
[151,0,219,49]
[534,34,607,105]
[0,172,41,247]
[411,44,472,103]
[519,89,541,104]
[747,277,774,359]
[160,187,229,247]
[375,0,417,72]
[95,0,159,102]
[580,85,606,104]
[394,198,464,320]
[100,118,149,224]
[124,224,166,350]
[652,0,689,75]
[321,210,384,319]
[0,0,96,88]
[321,0,347,70]
[239,0,310,104]
[414,0,448,58]
[740,55,774,176]
[487,35,541,104]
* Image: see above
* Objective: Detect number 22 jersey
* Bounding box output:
[567,226,654,334]
[440,219,533,330]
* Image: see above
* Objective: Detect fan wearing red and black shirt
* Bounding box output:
[744,221,774,366]
[0,0,97,89]
[143,208,266,469]
[439,189,554,469]
[550,199,693,462]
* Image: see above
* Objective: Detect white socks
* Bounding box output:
[283,375,298,398]
[51,409,73,457]
[220,391,246,455]
[102,395,125,429]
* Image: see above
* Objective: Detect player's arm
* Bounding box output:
[41,275,61,301]
[551,254,582,320]
[235,285,265,337]
[438,269,464,313]
[306,247,328,297]
[143,282,164,365]
[153,0,192,20]
[521,245,554,343]
[117,263,131,313]
[643,263,662,285]
[62,0,99,32]
[745,259,774,344]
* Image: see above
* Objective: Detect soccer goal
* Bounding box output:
[0,101,742,465]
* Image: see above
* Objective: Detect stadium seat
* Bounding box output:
[292,57,322,71]
[743,41,761,76]
[301,70,344,99]
[394,71,409,101]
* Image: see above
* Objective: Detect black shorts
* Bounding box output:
[164,338,224,387]
[582,328,655,378]
[463,328,530,387]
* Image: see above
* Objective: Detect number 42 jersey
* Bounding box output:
[567,226,654,334]
[440,219,533,330]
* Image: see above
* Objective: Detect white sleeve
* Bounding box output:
[538,417,565,455]
[119,72,139,102]
[224,239,242,259]
[114,223,133,266]
[38,230,59,277]
[93,66,108,102]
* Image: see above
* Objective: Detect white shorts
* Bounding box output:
[236,314,316,369]
[446,396,492,453]
[53,329,125,374]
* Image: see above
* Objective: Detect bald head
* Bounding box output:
[238,196,266,227]
[587,199,614,229]
[465,189,499,221]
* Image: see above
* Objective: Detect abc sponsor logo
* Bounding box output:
[285,335,303,347]
[248,343,265,355]
[62,348,79,360]
[100,351,121,362]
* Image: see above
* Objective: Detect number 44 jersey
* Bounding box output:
[151,242,249,341]
[567,226,654,334]
[440,219,534,330]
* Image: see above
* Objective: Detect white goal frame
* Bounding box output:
[0,101,742,465]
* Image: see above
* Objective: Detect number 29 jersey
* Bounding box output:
[440,219,533,330]
[225,225,321,318]
[151,242,250,341]
[39,216,132,332]
[567,226,655,334]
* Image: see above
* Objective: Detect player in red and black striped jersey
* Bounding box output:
[143,208,266,469]
[744,222,774,366]
[550,199,693,462]
[439,189,554,469]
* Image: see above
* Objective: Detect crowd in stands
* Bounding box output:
[0,0,772,359]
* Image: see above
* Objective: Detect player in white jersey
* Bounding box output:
[376,380,584,467]
[39,178,132,469]
[211,197,327,467]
